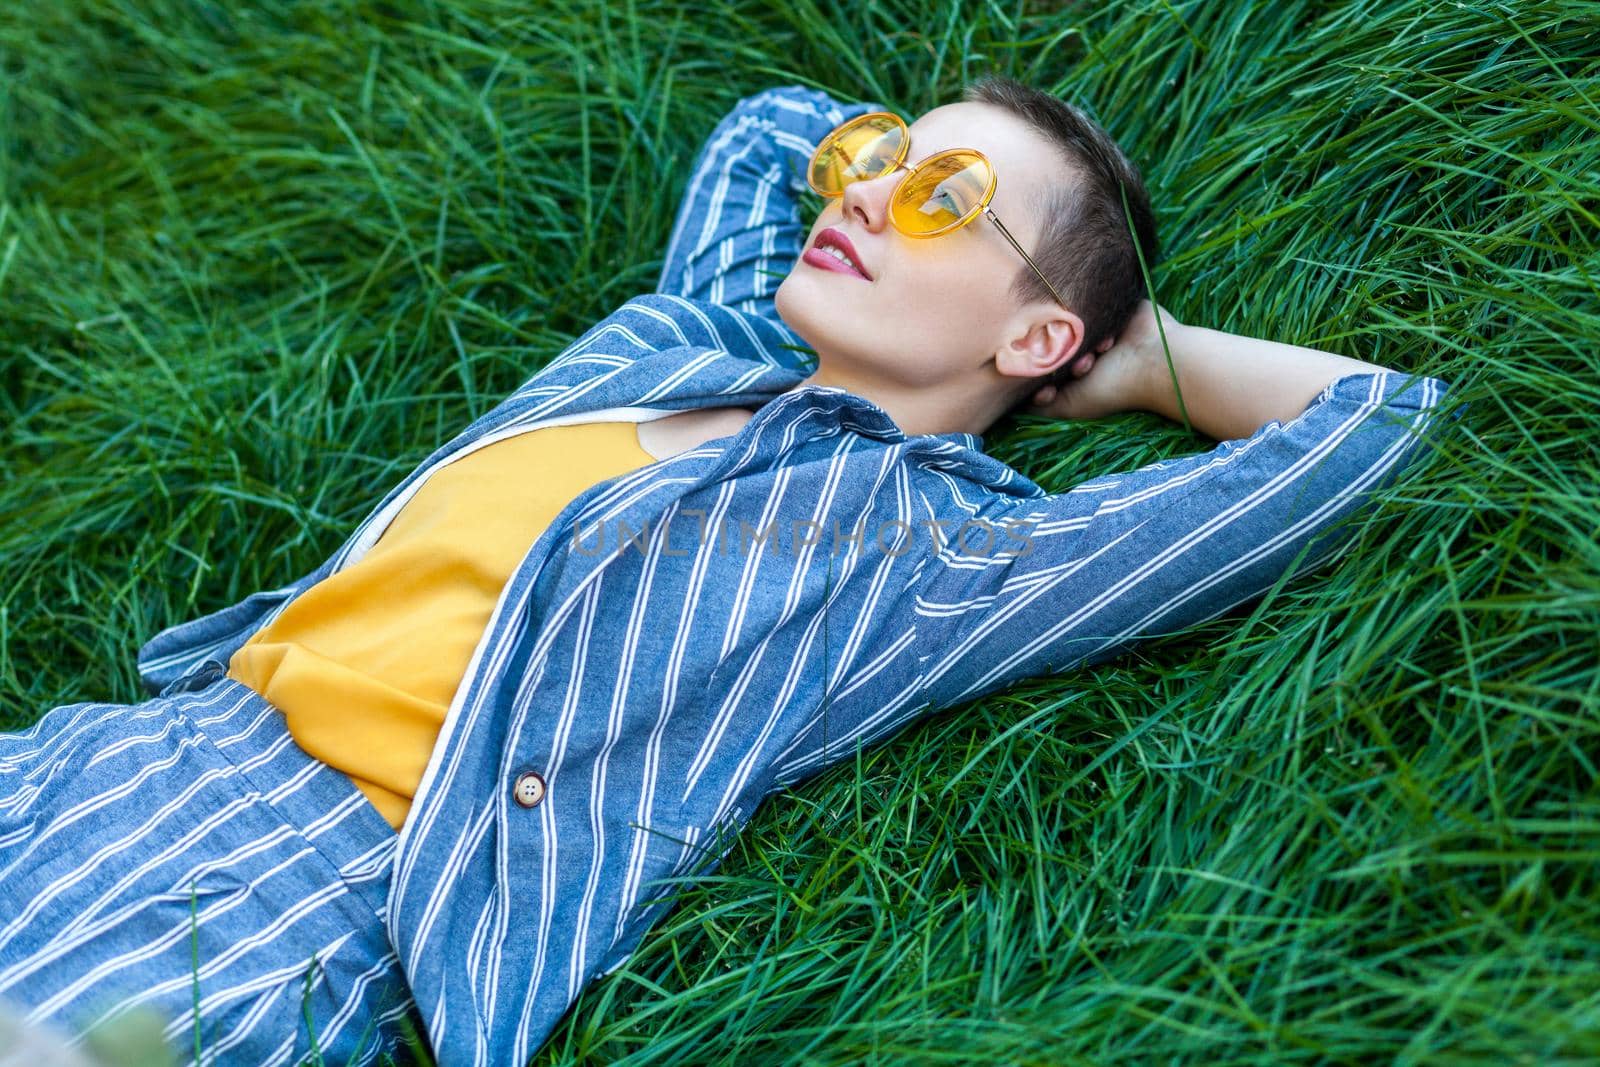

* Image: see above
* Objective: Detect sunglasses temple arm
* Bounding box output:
[984,209,1070,311]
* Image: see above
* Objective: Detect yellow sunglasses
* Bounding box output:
[805,111,1069,309]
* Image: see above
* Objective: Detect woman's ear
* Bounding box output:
[994,304,1084,381]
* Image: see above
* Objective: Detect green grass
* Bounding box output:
[3,0,1597,1063]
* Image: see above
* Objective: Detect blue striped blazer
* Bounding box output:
[134,86,1458,1064]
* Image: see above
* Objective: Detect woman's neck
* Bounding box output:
[790,364,1004,439]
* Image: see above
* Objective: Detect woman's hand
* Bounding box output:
[1024,299,1181,421]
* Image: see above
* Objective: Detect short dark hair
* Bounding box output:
[962,75,1159,416]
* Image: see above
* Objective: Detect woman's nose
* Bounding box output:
[838,169,901,232]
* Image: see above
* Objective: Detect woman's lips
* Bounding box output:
[802,227,871,279]
[801,246,870,279]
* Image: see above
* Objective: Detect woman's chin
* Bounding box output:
[779,267,856,314]
[773,277,825,341]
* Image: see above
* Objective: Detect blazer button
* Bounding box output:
[513,771,547,808]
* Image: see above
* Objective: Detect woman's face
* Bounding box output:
[775,101,1079,395]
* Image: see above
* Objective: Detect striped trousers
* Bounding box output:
[0,664,418,1065]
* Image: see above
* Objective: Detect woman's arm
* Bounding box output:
[917,298,1464,706]
[1028,300,1398,442]
[1144,304,1397,441]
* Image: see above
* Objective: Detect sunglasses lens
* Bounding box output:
[890,151,994,236]
[808,114,905,195]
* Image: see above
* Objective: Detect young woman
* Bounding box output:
[0,78,1454,1066]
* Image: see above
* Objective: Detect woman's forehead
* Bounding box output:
[906,102,1048,167]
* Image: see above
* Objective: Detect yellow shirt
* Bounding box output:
[227,420,658,829]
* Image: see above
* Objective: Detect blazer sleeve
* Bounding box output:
[136,578,317,695]
[913,370,1463,708]
[655,85,885,339]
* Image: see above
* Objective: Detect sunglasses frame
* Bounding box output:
[806,111,1070,311]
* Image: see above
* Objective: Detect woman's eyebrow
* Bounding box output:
[903,126,968,165]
